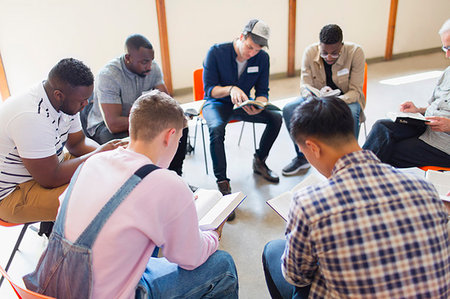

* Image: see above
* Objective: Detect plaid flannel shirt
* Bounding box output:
[282,150,449,298]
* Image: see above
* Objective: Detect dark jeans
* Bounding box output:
[91,122,188,175]
[262,239,311,299]
[202,99,282,182]
[282,97,361,159]
[362,119,450,168]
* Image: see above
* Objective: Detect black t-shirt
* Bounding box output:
[323,58,340,91]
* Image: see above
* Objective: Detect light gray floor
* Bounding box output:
[0,51,448,298]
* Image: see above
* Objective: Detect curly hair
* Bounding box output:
[48,58,94,87]
[319,24,343,44]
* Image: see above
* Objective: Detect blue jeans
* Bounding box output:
[136,250,239,299]
[282,97,361,159]
[362,119,450,167]
[202,99,282,182]
[262,239,311,299]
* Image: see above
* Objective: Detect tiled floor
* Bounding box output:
[0,51,448,298]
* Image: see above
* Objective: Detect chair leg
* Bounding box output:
[238,122,245,146]
[200,122,208,175]
[0,223,29,287]
[192,117,200,153]
[363,121,368,139]
[252,123,257,151]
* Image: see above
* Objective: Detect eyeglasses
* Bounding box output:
[320,53,340,59]
[442,45,450,52]
[319,50,341,59]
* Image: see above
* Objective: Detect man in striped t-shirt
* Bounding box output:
[0,58,122,224]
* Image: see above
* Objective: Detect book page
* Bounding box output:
[291,173,326,193]
[426,170,450,202]
[194,189,222,220]
[266,191,292,221]
[267,172,326,221]
[397,167,426,179]
[321,89,341,97]
[198,192,246,230]
[387,111,428,122]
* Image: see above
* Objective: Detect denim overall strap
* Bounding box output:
[74,164,160,248]
[53,163,84,237]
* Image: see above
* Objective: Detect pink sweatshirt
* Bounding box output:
[61,147,219,299]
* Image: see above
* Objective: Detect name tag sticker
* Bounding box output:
[247,66,259,73]
[337,68,349,76]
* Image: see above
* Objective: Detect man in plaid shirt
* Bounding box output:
[262,96,449,298]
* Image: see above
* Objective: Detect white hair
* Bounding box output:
[439,19,450,35]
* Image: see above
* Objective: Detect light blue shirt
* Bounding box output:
[419,66,450,155]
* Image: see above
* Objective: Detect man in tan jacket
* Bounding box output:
[281,24,366,176]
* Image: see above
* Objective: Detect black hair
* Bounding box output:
[319,24,343,44]
[48,58,94,87]
[125,34,153,51]
[290,96,354,144]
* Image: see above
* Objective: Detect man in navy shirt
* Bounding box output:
[202,19,282,200]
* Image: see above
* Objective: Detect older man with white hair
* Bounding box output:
[363,18,450,168]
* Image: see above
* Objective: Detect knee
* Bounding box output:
[210,250,238,276]
[262,239,285,266]
[208,125,226,142]
[272,112,283,129]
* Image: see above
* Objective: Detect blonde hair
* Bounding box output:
[129,90,186,141]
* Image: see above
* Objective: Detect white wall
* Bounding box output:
[395,0,448,54]
[0,0,161,96]
[1,0,449,98]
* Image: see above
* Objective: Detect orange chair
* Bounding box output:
[0,220,36,287]
[192,68,256,174]
[0,265,55,299]
[361,62,368,138]
[419,166,450,172]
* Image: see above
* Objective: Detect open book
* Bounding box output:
[304,86,341,97]
[194,189,246,230]
[266,173,326,221]
[387,111,430,126]
[426,170,450,202]
[233,99,281,111]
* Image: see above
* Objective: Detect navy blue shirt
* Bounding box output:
[203,42,270,103]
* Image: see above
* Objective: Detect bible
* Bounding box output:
[266,173,326,221]
[194,189,246,230]
[387,111,430,127]
[233,99,281,111]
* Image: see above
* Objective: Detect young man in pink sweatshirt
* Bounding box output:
[24,90,238,298]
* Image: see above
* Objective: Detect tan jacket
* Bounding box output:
[300,42,366,111]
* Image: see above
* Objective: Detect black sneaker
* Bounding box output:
[282,156,310,176]
[38,221,54,238]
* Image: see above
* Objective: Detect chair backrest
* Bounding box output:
[363,62,368,100]
[193,68,204,102]
[0,266,55,299]
[420,166,450,172]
